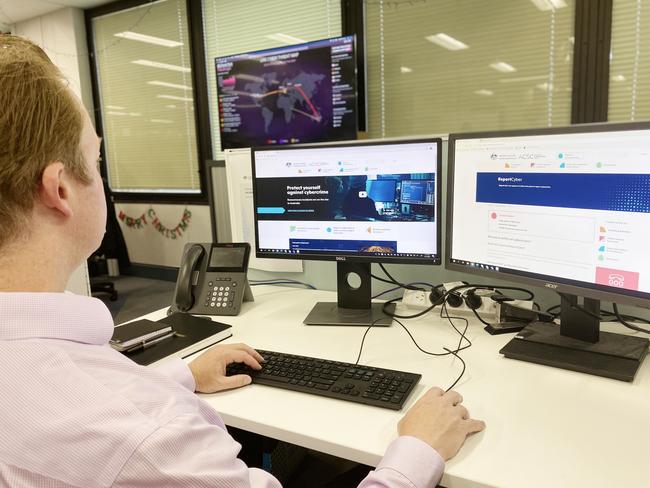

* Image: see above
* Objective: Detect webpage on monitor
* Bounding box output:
[254,143,438,259]
[451,130,650,295]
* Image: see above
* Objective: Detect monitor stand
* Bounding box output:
[500,294,649,381]
[303,262,395,326]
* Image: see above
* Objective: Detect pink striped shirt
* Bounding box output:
[0,292,444,487]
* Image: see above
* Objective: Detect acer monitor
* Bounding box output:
[447,122,650,381]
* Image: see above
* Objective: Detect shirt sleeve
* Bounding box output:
[358,436,445,488]
[114,413,282,488]
[152,358,196,392]
[116,413,443,488]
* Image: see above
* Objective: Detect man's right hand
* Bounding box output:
[398,387,485,461]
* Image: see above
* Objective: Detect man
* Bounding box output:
[0,35,485,487]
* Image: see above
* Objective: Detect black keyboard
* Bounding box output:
[226,349,421,410]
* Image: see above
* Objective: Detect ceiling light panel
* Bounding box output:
[425,33,469,51]
[132,59,191,73]
[115,31,183,47]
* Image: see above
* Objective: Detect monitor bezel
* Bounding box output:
[215,35,359,151]
[252,137,443,265]
[445,120,650,309]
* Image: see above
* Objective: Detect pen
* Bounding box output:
[125,331,176,353]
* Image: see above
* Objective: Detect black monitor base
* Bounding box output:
[303,261,395,326]
[500,321,649,382]
[303,302,395,326]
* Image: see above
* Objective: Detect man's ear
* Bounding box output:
[39,162,73,218]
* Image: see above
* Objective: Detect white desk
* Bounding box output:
[143,286,650,488]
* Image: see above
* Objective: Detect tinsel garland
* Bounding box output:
[147,208,192,240]
[118,208,192,239]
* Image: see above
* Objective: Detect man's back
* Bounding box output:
[0,293,263,488]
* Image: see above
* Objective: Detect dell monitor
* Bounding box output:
[252,138,442,326]
[447,122,650,381]
[215,35,358,150]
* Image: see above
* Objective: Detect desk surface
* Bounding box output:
[143,286,650,488]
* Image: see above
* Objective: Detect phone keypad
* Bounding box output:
[204,278,237,309]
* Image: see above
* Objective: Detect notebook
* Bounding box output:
[123,312,233,366]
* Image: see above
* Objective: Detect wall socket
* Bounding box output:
[401,289,433,309]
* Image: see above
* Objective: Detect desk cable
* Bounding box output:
[546,297,650,335]
[249,279,316,290]
[362,266,475,391]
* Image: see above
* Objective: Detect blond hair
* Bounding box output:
[0,35,91,249]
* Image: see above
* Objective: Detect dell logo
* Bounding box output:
[544,283,558,289]
[336,256,346,261]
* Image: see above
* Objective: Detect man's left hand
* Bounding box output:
[188,343,264,393]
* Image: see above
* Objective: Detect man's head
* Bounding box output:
[0,35,105,270]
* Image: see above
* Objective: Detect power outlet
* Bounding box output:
[445,294,498,317]
[401,289,432,309]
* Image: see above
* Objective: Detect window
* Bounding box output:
[202,0,342,159]
[92,0,200,193]
[364,0,575,138]
[609,0,650,121]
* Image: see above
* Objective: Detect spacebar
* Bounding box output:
[253,374,290,383]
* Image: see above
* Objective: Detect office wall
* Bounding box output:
[116,204,212,267]
[13,7,94,295]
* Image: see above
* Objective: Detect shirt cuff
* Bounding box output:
[154,358,196,392]
[376,436,445,488]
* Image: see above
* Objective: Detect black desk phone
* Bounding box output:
[170,242,253,316]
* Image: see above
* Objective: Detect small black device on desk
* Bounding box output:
[170,242,253,316]
[227,349,421,410]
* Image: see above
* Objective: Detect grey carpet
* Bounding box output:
[94,275,175,325]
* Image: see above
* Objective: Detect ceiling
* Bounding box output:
[0,0,112,27]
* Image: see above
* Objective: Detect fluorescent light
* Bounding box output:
[400,66,413,73]
[613,74,626,82]
[165,104,177,109]
[157,94,193,102]
[530,0,567,11]
[132,59,191,73]
[490,61,517,73]
[106,105,125,110]
[425,33,469,51]
[115,31,182,47]
[499,75,548,83]
[107,111,128,116]
[147,80,192,90]
[474,89,494,96]
[150,118,174,124]
[265,33,307,45]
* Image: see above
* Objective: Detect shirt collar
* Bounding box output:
[0,293,113,345]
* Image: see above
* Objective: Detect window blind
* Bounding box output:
[364,0,575,138]
[202,0,342,160]
[609,0,649,121]
[92,0,200,192]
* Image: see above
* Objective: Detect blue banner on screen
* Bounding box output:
[289,239,398,254]
[476,173,650,213]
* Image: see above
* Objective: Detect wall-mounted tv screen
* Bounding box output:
[215,35,358,150]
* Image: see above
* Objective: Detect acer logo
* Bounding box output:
[544,283,558,289]
[335,256,346,261]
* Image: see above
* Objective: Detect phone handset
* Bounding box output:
[174,244,205,312]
